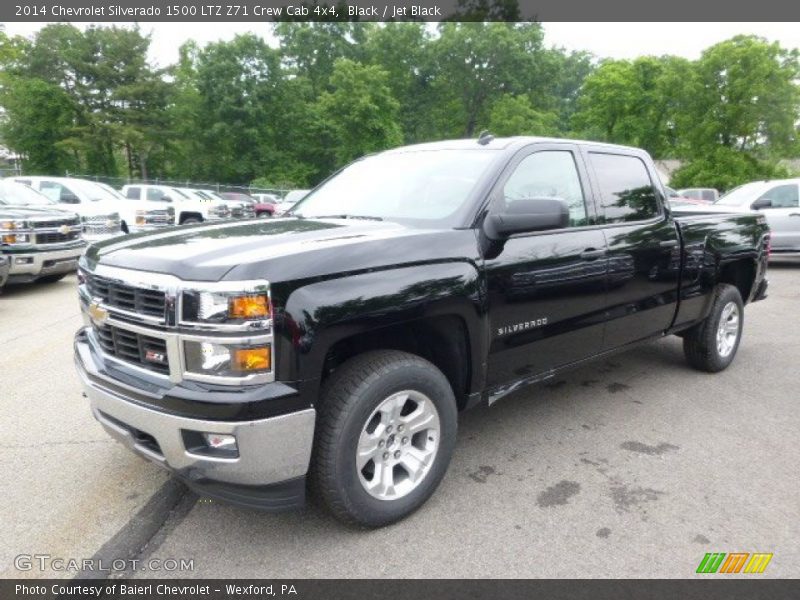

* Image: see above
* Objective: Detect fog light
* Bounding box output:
[16,257,33,264]
[202,433,237,451]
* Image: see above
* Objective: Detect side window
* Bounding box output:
[702,190,716,203]
[758,184,799,208]
[502,150,589,227]
[126,187,141,200]
[40,181,80,204]
[589,153,660,223]
[146,188,166,201]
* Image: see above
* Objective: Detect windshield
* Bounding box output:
[69,180,123,202]
[291,150,498,226]
[0,180,55,206]
[94,182,127,200]
[716,182,767,206]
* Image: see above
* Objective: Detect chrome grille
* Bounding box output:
[32,217,82,245]
[83,213,121,236]
[94,323,169,375]
[85,272,166,318]
[36,230,81,244]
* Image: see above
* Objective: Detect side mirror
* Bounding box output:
[751,197,772,210]
[484,198,570,240]
[61,193,80,204]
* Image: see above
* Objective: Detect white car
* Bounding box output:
[77,180,174,234]
[11,176,124,243]
[121,184,230,225]
[672,178,800,255]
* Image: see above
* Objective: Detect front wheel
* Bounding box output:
[310,350,457,527]
[683,284,744,372]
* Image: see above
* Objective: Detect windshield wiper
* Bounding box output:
[310,214,384,221]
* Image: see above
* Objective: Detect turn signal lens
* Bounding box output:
[229,295,269,319]
[1,234,16,244]
[233,346,271,372]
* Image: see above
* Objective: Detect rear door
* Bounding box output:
[753,183,800,251]
[582,148,681,350]
[484,143,608,388]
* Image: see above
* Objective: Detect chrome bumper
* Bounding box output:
[7,244,85,281]
[75,336,316,489]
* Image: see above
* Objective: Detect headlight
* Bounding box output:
[135,210,147,225]
[181,284,271,325]
[1,220,31,244]
[183,341,271,377]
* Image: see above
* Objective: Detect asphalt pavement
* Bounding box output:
[2,260,799,579]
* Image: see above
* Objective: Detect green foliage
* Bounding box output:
[488,95,558,137]
[669,147,790,192]
[1,23,798,191]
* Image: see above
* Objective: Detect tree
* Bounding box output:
[669,147,789,191]
[686,35,800,157]
[488,95,558,136]
[315,58,403,167]
[429,22,551,138]
[571,56,692,157]
[0,77,76,173]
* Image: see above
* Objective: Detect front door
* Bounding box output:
[483,144,608,389]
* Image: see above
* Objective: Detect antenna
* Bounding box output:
[477,130,495,146]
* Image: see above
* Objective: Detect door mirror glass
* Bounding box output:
[484,197,570,240]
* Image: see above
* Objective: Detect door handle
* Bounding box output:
[659,239,679,248]
[580,248,607,260]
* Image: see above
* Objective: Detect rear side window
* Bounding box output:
[758,184,799,208]
[126,187,141,200]
[701,190,716,202]
[589,153,660,223]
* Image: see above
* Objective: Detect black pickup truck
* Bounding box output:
[74,137,769,526]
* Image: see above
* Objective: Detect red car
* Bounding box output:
[219,192,275,217]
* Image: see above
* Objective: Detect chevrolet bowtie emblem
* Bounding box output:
[88,298,109,326]
[58,224,71,235]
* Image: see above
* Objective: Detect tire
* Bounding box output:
[683,284,744,372]
[310,350,458,527]
[38,274,68,284]
[181,217,202,225]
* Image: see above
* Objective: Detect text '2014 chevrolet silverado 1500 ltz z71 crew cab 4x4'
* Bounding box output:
[74,137,769,527]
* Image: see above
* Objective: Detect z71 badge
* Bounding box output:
[497,318,548,337]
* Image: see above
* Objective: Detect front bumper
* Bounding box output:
[75,332,315,510]
[7,243,85,283]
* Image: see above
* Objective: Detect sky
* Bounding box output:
[3,22,799,67]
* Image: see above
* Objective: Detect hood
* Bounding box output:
[83,217,476,283]
[0,205,79,220]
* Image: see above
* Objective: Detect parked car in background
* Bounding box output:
[0,179,85,284]
[248,193,279,217]
[11,176,123,243]
[677,187,718,203]
[275,189,310,216]
[90,181,175,234]
[673,179,800,256]
[121,184,230,225]
[196,189,256,220]
[218,191,269,218]
[663,186,707,208]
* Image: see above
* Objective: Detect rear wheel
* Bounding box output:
[181,216,202,225]
[683,284,744,372]
[310,350,457,527]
